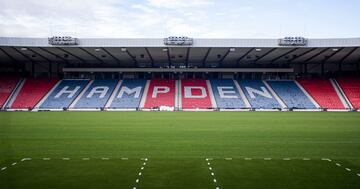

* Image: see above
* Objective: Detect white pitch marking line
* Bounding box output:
[1,167,7,171]
[101,158,109,160]
[336,163,341,166]
[62,158,70,160]
[225,158,232,160]
[345,168,351,171]
[244,158,252,160]
[283,158,290,160]
[302,158,310,161]
[121,158,128,160]
[43,158,51,160]
[264,158,272,160]
[12,163,17,166]
[321,158,332,162]
[21,158,32,162]
[82,158,90,160]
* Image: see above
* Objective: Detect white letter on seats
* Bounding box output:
[152,86,170,98]
[55,86,80,98]
[218,86,237,98]
[87,86,109,98]
[245,86,272,99]
[184,86,207,98]
[117,86,142,98]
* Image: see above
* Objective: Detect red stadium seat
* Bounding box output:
[336,77,360,109]
[181,79,212,109]
[0,76,20,108]
[144,79,176,108]
[11,78,59,109]
[297,78,345,109]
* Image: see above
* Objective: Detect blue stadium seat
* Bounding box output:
[238,80,281,109]
[110,79,147,109]
[73,80,118,109]
[267,80,316,109]
[210,79,246,109]
[39,80,89,109]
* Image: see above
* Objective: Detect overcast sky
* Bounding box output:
[0,0,359,38]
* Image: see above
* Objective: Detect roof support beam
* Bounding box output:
[57,47,86,63]
[144,47,154,67]
[270,48,298,63]
[218,49,231,67]
[254,48,276,63]
[236,48,254,67]
[322,48,343,63]
[202,48,212,68]
[338,47,358,72]
[166,48,171,67]
[12,47,37,76]
[185,47,190,68]
[304,48,330,63]
[27,48,52,63]
[38,47,68,63]
[0,47,18,62]
[340,47,358,63]
[101,48,121,65]
[79,47,105,64]
[288,48,316,63]
[124,49,137,67]
[28,48,53,78]
[0,47,20,71]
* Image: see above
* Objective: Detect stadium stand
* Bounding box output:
[10,78,59,109]
[267,80,316,109]
[336,77,360,109]
[109,79,147,109]
[0,76,20,109]
[238,80,281,109]
[297,78,345,109]
[181,79,212,109]
[144,79,175,109]
[210,79,247,109]
[39,80,89,109]
[73,80,118,109]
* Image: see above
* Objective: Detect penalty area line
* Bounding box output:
[132,158,148,189]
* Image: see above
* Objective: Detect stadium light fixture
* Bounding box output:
[20,47,28,51]
[332,48,339,51]
[94,48,101,51]
[163,48,168,52]
[230,48,236,52]
[121,48,127,52]
[255,48,262,52]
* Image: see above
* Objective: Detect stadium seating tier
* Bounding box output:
[297,78,344,109]
[267,80,316,109]
[0,76,20,108]
[336,77,360,108]
[181,79,212,109]
[11,78,59,109]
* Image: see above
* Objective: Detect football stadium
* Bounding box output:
[1,1,360,189]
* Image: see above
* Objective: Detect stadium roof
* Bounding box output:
[0,37,359,68]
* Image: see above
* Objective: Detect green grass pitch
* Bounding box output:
[0,111,360,188]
